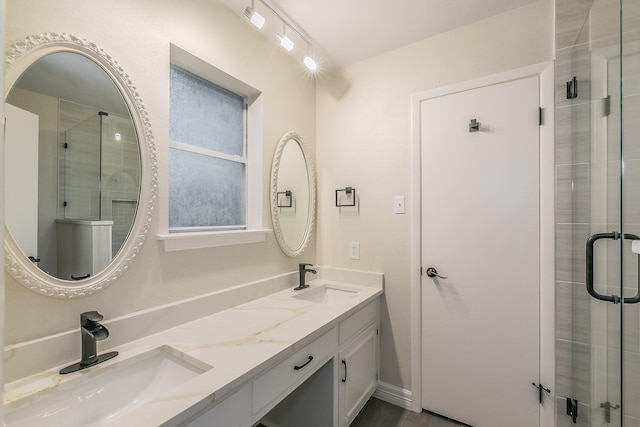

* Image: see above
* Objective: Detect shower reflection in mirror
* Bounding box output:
[5,52,141,281]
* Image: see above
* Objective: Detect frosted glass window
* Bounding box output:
[169,149,246,228]
[168,64,248,231]
[170,65,245,156]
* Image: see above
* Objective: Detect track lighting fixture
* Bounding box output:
[243,0,319,72]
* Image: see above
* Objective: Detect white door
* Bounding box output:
[5,103,39,259]
[420,76,541,426]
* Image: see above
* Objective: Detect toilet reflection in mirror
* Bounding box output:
[5,51,141,281]
[270,131,316,257]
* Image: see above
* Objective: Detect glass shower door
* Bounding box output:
[579,1,640,425]
[61,113,102,220]
[619,0,640,423]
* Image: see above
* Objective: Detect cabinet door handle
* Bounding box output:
[294,355,313,370]
[341,360,347,382]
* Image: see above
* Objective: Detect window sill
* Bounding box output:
[157,229,271,252]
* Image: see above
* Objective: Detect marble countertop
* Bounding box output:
[4,278,383,426]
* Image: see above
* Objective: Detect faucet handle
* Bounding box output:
[81,311,104,325]
[299,263,314,269]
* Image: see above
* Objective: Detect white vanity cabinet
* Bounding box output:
[337,300,379,427]
[175,296,380,427]
[4,268,384,427]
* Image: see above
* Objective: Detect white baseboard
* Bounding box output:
[373,381,414,411]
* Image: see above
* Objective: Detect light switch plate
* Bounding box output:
[349,242,360,260]
[394,196,406,214]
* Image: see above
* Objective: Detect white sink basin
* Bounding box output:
[5,346,211,427]
[293,285,358,304]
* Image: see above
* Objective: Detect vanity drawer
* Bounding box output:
[252,327,338,414]
[339,300,377,345]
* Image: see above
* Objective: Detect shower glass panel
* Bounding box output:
[567,0,640,425]
[61,110,140,257]
[62,113,102,220]
[620,0,640,423]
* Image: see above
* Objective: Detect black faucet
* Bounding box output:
[294,263,317,290]
[59,311,118,374]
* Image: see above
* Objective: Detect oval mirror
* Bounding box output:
[4,33,157,298]
[270,131,316,257]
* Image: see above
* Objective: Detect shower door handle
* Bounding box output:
[586,232,620,303]
[623,233,640,304]
[586,232,640,303]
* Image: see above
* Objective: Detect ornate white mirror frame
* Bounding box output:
[270,130,316,257]
[4,33,157,298]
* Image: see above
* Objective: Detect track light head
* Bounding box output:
[277,33,294,51]
[244,6,265,29]
[303,55,317,71]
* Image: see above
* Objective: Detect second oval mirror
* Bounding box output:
[270,131,316,257]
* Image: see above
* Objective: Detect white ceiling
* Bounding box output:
[13,52,130,116]
[219,0,539,68]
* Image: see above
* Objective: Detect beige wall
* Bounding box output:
[316,0,554,391]
[5,0,555,399]
[4,0,316,344]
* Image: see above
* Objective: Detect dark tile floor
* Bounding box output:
[351,398,468,427]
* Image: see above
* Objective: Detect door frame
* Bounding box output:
[409,61,555,426]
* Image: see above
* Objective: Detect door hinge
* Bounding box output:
[532,382,550,404]
[566,397,578,424]
[603,96,611,117]
[566,76,578,99]
[538,107,543,125]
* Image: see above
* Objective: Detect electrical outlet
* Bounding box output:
[349,242,360,260]
[394,196,406,214]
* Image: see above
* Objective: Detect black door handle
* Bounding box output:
[586,232,640,304]
[623,233,640,304]
[586,232,620,303]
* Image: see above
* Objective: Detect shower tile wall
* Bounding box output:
[555,1,640,426]
[100,112,140,252]
[111,200,138,257]
[58,100,140,255]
